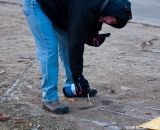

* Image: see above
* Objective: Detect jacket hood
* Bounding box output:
[101,0,132,28]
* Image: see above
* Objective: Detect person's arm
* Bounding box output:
[86,33,111,47]
[67,2,101,95]
[68,4,98,79]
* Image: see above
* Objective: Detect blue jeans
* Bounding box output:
[22,0,73,102]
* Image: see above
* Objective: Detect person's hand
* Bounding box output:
[73,75,90,96]
[86,33,111,47]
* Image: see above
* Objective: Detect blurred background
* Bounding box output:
[130,0,160,26]
[1,0,160,26]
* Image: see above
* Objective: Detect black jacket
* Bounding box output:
[38,0,131,78]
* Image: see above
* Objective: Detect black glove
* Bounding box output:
[73,75,90,96]
[86,33,111,47]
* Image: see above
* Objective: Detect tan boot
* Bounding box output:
[43,101,69,114]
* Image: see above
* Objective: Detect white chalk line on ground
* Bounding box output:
[0,58,36,102]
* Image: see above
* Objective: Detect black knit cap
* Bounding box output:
[101,0,132,28]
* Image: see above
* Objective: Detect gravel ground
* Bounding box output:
[0,1,160,130]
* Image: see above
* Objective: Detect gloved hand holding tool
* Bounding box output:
[86,33,111,47]
[63,75,90,97]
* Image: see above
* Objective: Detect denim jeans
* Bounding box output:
[22,0,73,102]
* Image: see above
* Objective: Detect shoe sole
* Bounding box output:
[42,105,69,114]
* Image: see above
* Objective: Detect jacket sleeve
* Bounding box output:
[68,3,99,79]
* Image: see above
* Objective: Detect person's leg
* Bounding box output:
[54,27,76,97]
[55,27,97,97]
[22,0,69,113]
[55,28,73,86]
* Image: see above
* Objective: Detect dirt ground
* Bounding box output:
[0,1,160,130]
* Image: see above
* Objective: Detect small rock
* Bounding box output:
[37,124,41,129]
[0,113,11,122]
[14,97,20,100]
[0,70,5,74]
[144,112,152,115]
[109,89,115,94]
[120,86,130,90]
[25,85,33,89]
[152,96,156,100]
